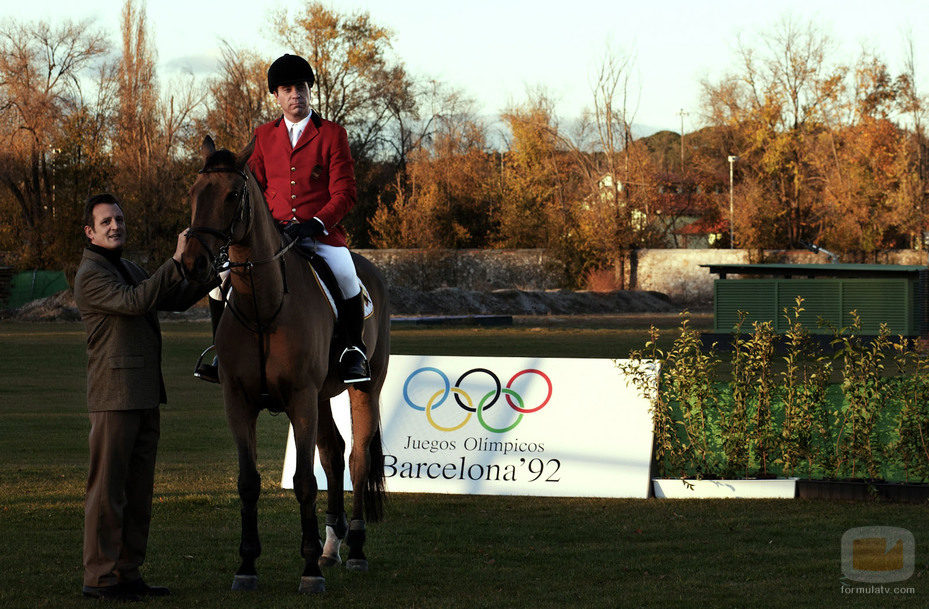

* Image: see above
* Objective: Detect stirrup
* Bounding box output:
[339,346,371,384]
[193,345,220,384]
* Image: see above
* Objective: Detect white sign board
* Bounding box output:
[283,355,654,498]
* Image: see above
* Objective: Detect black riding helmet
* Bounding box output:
[267,54,315,93]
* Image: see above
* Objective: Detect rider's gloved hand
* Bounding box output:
[284,218,326,240]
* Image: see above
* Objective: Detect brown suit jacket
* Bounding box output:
[73,248,208,412]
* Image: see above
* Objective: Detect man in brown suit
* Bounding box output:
[74,193,208,601]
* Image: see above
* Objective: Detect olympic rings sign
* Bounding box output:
[402,367,553,433]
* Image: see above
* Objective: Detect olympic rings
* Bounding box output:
[426,388,472,432]
[477,389,523,433]
[455,368,500,412]
[506,369,552,413]
[403,367,449,412]
[403,367,552,433]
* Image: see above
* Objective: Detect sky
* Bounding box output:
[11,0,929,133]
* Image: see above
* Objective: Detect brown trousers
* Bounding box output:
[82,408,160,588]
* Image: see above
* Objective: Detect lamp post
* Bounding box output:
[678,108,688,171]
[727,155,738,248]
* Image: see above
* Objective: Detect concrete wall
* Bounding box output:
[356,249,560,291]
[632,249,747,305]
[357,248,929,305]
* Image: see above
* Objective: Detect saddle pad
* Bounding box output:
[309,264,374,321]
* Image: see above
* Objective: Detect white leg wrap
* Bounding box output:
[321,525,343,564]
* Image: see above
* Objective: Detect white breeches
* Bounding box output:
[309,241,361,299]
[207,241,360,301]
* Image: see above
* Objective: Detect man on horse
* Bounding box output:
[196,53,370,385]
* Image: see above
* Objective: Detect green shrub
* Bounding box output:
[620,298,929,482]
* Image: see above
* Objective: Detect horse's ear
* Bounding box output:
[236,137,255,170]
[201,135,216,163]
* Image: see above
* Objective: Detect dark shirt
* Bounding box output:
[86,244,137,286]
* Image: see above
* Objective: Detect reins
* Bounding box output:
[188,165,296,409]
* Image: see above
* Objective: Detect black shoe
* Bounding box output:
[82,585,141,602]
[339,346,371,383]
[120,578,171,597]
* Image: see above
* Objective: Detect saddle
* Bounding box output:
[291,242,374,321]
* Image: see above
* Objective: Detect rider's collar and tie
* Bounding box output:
[284,113,312,148]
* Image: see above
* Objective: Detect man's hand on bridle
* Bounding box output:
[173,229,189,262]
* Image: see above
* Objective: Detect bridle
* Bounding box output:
[186,167,252,272]
[187,166,298,278]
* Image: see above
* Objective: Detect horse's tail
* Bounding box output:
[364,427,387,522]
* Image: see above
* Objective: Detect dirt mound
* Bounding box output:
[0,290,212,322]
[4,287,679,321]
[4,290,81,321]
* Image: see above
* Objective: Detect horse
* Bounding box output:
[180,136,389,594]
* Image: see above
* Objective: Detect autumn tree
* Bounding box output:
[47,62,119,274]
[0,17,108,268]
[556,48,659,287]
[497,92,561,248]
[112,0,203,263]
[367,78,483,250]
[370,93,497,249]
[701,16,844,249]
[894,36,929,249]
[387,78,443,174]
[201,42,277,150]
[814,55,925,255]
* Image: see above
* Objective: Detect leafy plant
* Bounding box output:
[832,313,892,479]
[619,327,680,477]
[889,337,929,481]
[619,314,721,479]
[745,319,777,476]
[721,311,752,477]
[778,297,833,477]
[620,304,929,482]
[660,313,720,477]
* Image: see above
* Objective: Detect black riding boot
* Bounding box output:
[194,296,224,383]
[338,293,371,384]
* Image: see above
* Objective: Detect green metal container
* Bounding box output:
[703,264,929,336]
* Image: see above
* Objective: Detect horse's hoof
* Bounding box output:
[298,576,326,594]
[231,574,258,591]
[346,558,369,572]
[318,553,342,568]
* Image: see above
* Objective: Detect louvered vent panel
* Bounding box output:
[841,279,912,334]
[714,280,777,332]
[775,280,841,333]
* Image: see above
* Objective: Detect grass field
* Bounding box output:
[0,319,926,608]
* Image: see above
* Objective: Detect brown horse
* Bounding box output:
[181,136,389,594]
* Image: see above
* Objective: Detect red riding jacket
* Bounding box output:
[248,112,356,247]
